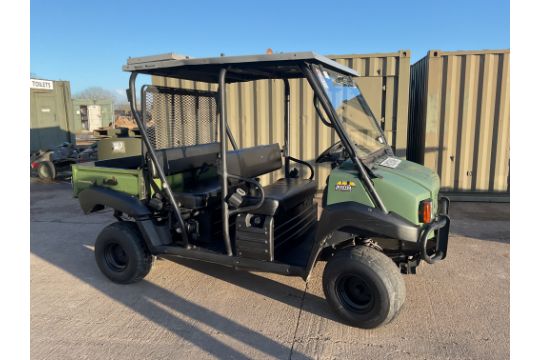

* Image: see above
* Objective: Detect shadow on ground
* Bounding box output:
[165,256,335,319]
[31,238,315,359]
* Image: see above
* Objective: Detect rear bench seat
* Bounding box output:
[150,142,316,211]
[149,142,222,209]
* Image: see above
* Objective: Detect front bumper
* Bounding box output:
[418,197,450,264]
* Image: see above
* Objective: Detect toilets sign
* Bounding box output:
[30,79,54,90]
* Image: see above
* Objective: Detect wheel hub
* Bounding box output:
[104,243,129,271]
[337,274,375,313]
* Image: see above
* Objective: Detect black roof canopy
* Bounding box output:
[123,52,358,83]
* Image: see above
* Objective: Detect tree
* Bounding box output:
[74,87,119,103]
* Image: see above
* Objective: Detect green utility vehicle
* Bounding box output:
[72,52,450,328]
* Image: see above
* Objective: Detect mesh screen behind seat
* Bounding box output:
[142,85,219,150]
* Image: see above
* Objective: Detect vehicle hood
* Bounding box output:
[372,157,440,198]
[370,157,441,223]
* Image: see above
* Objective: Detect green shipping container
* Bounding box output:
[30,79,75,152]
[72,99,115,133]
[408,49,510,202]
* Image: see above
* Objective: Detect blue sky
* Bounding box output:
[31,0,509,97]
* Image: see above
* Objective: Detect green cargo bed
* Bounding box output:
[71,155,207,200]
[72,156,146,199]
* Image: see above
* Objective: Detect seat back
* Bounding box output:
[150,142,220,178]
[227,144,282,178]
[150,142,283,179]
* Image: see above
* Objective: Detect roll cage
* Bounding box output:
[125,52,389,255]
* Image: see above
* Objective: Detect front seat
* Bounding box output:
[263,178,318,212]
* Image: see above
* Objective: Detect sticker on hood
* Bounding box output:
[335,180,356,192]
[379,157,402,169]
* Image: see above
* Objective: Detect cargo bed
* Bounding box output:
[71,155,187,199]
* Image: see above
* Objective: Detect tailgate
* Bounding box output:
[71,163,145,199]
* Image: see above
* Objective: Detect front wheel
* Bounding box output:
[94,222,153,284]
[323,245,406,328]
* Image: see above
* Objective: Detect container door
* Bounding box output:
[88,105,102,131]
[79,105,89,130]
[31,93,66,151]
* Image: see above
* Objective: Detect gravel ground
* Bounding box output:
[30,180,509,359]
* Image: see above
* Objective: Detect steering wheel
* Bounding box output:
[316,141,349,164]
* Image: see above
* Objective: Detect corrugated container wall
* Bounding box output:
[153,50,411,190]
[30,80,75,152]
[408,49,510,201]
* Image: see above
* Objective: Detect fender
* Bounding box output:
[78,186,151,219]
[316,202,420,244]
[79,187,173,251]
[302,201,421,280]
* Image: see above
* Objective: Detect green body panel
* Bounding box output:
[373,159,440,216]
[71,160,218,199]
[326,158,440,226]
[327,164,375,207]
[71,163,145,198]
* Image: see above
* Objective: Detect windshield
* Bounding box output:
[313,65,387,158]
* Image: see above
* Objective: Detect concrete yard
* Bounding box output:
[30,181,509,359]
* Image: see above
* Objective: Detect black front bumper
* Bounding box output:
[418,197,450,264]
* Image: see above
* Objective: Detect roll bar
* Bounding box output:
[283,79,291,176]
[128,72,190,247]
[218,68,234,256]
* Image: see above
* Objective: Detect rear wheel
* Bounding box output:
[323,245,405,328]
[37,161,56,180]
[95,222,153,284]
